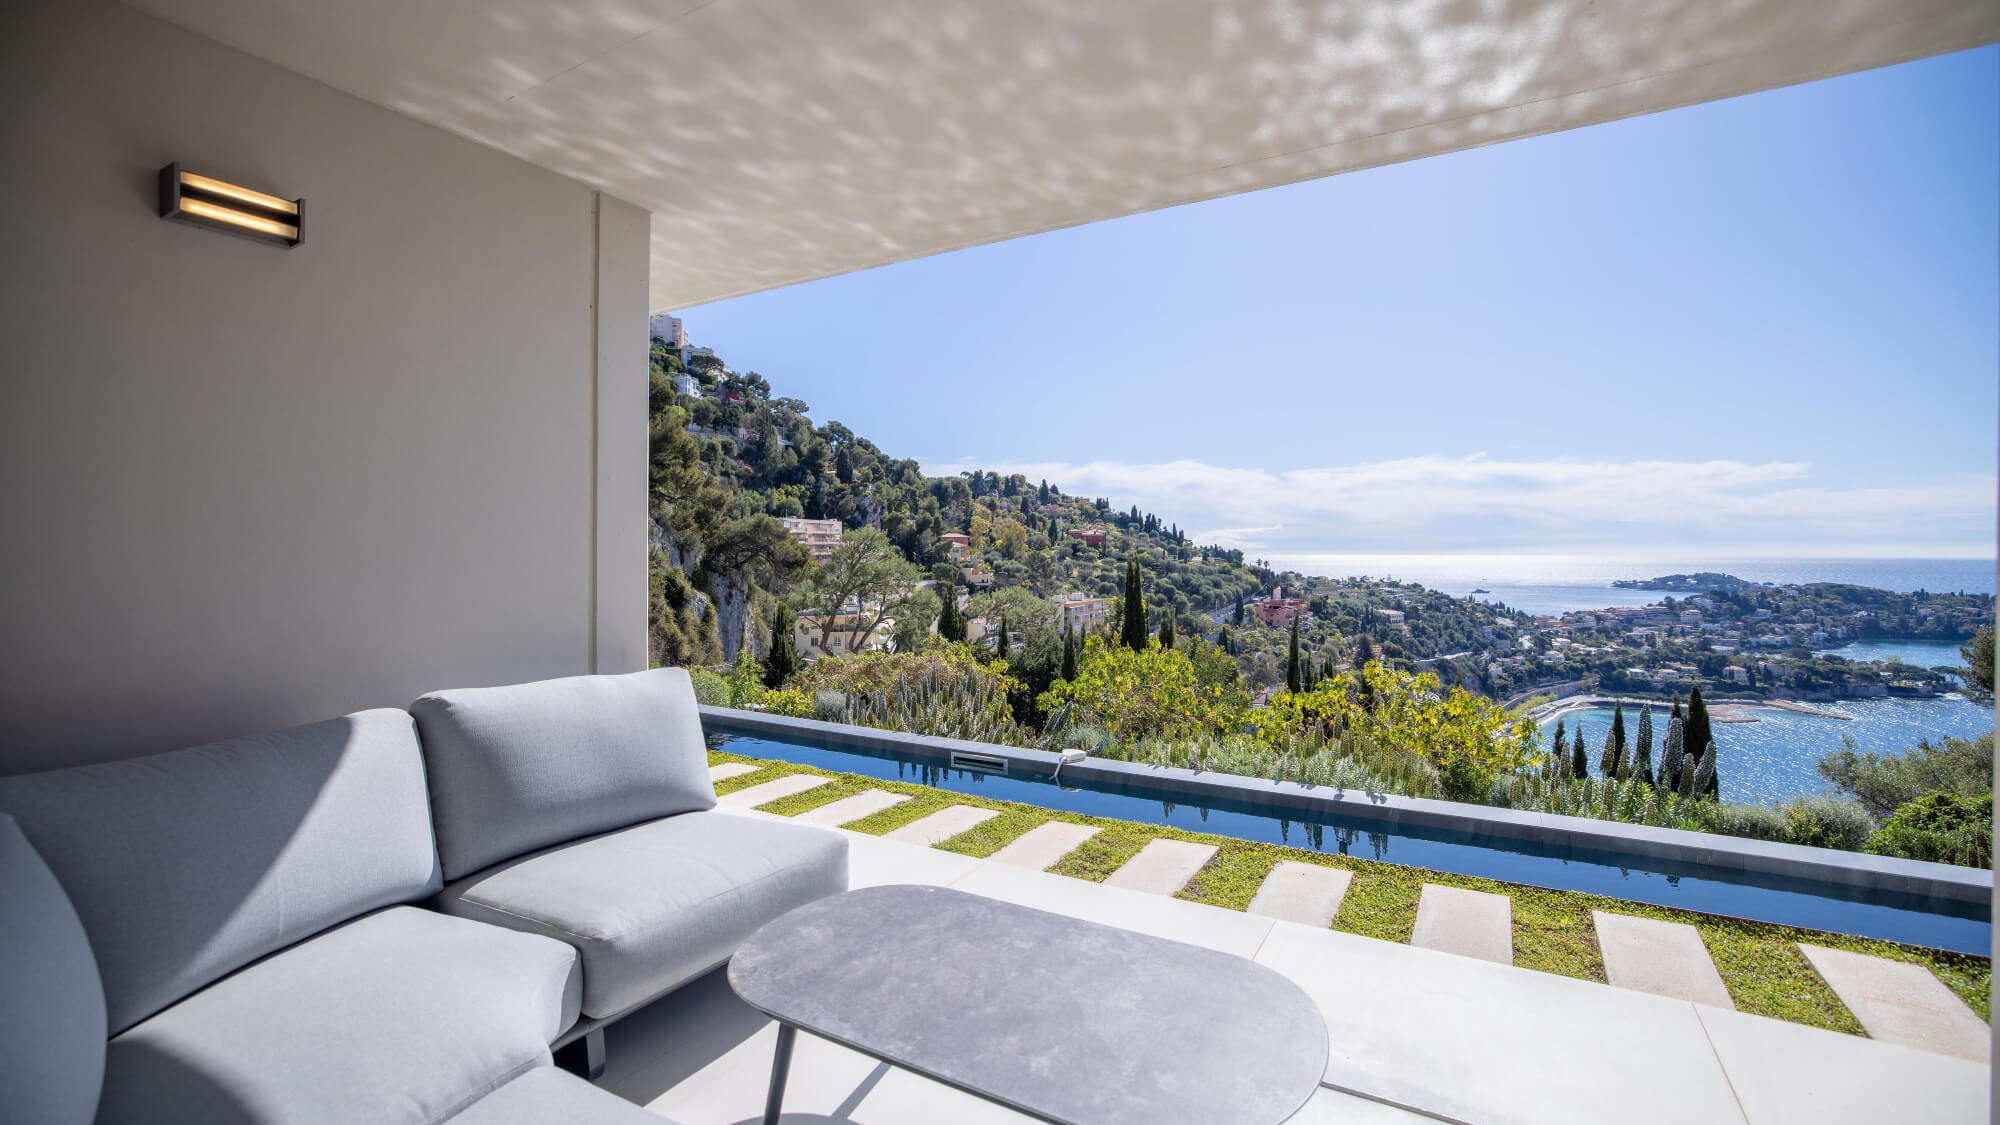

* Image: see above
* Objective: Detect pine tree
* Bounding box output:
[1120,558,1149,650]
[1285,617,1303,693]
[762,604,797,690]
[1632,704,1655,785]
[995,614,1010,659]
[1570,726,1589,779]
[1684,684,1715,787]
[1060,626,1077,681]
[1660,713,1686,793]
[1158,615,1175,650]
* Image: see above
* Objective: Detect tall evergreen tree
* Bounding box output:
[995,614,1009,659]
[1550,719,1568,778]
[1599,725,1620,779]
[1119,558,1149,650]
[1285,617,1303,693]
[1660,713,1686,793]
[1356,634,1376,667]
[1217,625,1234,656]
[1684,685,1715,787]
[936,579,965,642]
[1607,701,1628,778]
[1060,625,1077,681]
[1233,592,1245,626]
[1570,725,1589,779]
[1632,703,1655,785]
[1157,615,1175,649]
[762,604,797,689]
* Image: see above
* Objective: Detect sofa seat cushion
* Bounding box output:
[437,811,848,1019]
[446,1067,676,1124]
[96,906,581,1125]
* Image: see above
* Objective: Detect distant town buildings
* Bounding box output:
[793,609,893,661]
[649,312,688,351]
[671,372,701,397]
[1250,586,1310,628]
[778,517,843,562]
[1067,527,1109,547]
[1053,592,1110,632]
[1379,608,1406,629]
[939,532,971,561]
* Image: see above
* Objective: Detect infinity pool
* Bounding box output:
[709,725,1991,955]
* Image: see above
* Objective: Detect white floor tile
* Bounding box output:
[948,861,1273,958]
[1594,910,1734,1009]
[1410,883,1511,965]
[1246,861,1353,927]
[880,804,998,845]
[791,789,910,827]
[716,774,829,809]
[1798,944,1990,1062]
[1697,1004,1989,1125]
[708,762,762,783]
[1101,838,1216,894]
[986,821,1100,870]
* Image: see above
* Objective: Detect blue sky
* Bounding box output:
[677,48,1998,560]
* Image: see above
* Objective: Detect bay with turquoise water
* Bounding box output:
[1537,696,1993,806]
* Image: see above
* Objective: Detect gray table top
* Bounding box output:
[728,884,1328,1125]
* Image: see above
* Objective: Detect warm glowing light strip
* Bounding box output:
[179,170,300,216]
[179,197,300,241]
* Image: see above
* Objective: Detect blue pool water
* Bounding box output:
[709,727,1990,955]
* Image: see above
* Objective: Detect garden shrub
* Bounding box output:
[1779,793,1875,851]
[1865,792,1993,868]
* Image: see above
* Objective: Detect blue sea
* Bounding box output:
[1539,697,1994,806]
[1265,553,1995,617]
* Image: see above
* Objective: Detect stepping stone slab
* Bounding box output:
[1592,911,1734,1009]
[792,789,910,827]
[1411,884,1512,965]
[708,762,761,782]
[1102,838,1218,895]
[986,821,1101,871]
[1799,943,1990,1061]
[882,805,1000,845]
[1246,861,1354,927]
[716,774,828,808]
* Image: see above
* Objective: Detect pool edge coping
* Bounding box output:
[700,705,1992,910]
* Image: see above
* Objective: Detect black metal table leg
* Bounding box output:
[762,1022,798,1125]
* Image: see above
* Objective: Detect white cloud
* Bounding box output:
[933,453,1995,555]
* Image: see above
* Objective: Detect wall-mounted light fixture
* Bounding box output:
[158,163,302,248]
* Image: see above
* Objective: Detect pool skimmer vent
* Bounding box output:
[949,749,1009,774]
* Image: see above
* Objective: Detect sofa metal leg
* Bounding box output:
[555,1026,606,1081]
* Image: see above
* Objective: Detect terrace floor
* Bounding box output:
[587,770,1991,1125]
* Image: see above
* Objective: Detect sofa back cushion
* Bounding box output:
[0,814,106,1125]
[0,709,441,1035]
[412,668,715,881]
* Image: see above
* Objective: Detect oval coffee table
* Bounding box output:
[729,884,1328,1124]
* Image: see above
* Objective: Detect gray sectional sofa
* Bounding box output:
[0,667,848,1124]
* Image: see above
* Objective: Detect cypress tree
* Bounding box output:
[1285,617,1303,693]
[1158,615,1175,650]
[1660,713,1686,793]
[995,614,1010,659]
[1570,725,1588,779]
[1120,558,1149,650]
[1217,625,1233,656]
[1632,704,1655,785]
[1060,626,1077,681]
[1550,719,1568,778]
[1233,592,1245,626]
[1684,685,1714,786]
[1608,701,1628,778]
[1356,634,1375,667]
[762,604,797,690]
[937,580,965,643]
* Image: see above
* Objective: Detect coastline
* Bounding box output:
[1528,694,1855,725]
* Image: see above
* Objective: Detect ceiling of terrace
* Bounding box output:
[127,0,2000,311]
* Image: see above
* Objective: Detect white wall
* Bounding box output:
[0,0,651,773]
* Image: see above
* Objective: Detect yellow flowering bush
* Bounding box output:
[1038,637,1250,743]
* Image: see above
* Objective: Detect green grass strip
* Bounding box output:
[705,750,1990,1032]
